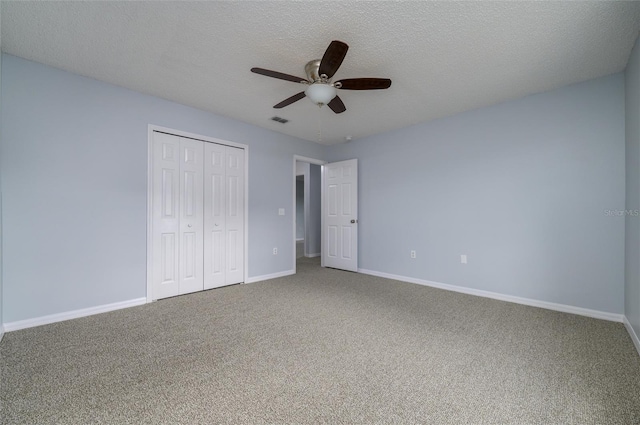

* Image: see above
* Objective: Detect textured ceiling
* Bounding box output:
[2,1,640,145]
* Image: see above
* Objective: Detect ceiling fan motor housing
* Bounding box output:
[305,59,323,82]
[304,59,337,105]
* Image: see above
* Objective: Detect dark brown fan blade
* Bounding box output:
[318,41,349,79]
[274,91,306,109]
[251,68,307,84]
[327,96,346,114]
[336,78,392,90]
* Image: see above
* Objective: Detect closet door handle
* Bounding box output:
[187,224,192,228]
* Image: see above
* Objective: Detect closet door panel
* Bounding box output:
[225,147,245,285]
[204,143,227,289]
[178,138,204,295]
[152,133,180,299]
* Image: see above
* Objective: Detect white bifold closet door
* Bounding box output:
[204,143,245,289]
[151,132,244,300]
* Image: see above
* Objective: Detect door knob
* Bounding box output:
[350,219,358,224]
[187,224,192,228]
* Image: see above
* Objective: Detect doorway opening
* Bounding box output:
[293,155,325,274]
[296,174,305,259]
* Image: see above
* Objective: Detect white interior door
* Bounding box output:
[323,159,358,272]
[178,138,204,295]
[151,133,181,299]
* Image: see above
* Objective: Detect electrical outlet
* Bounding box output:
[278,208,285,216]
[273,247,278,255]
[461,254,467,264]
[410,250,416,259]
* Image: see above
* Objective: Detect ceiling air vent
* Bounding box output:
[270,116,289,124]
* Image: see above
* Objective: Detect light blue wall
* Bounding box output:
[625,35,640,336]
[1,54,327,323]
[306,164,321,256]
[0,52,630,324]
[327,73,626,314]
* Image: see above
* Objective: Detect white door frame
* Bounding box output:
[292,155,326,274]
[147,124,249,302]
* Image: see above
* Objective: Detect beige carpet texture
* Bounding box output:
[1,257,639,424]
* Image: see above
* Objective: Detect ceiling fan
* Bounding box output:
[251,40,391,114]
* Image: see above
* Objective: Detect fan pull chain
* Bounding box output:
[317,105,323,143]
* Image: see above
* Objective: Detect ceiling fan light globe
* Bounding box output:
[305,83,337,106]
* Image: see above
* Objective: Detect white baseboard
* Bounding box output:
[3,298,147,332]
[0,325,4,343]
[358,268,624,323]
[305,253,321,258]
[623,316,640,356]
[245,269,295,284]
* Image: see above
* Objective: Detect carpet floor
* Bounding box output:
[1,257,639,424]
